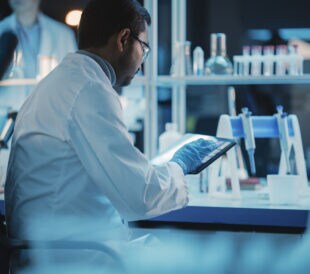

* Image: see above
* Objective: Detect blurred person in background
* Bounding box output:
[0,0,77,190]
[0,0,77,110]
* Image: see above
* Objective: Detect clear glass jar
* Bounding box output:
[205,33,233,75]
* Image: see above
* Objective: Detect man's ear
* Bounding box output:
[117,28,131,52]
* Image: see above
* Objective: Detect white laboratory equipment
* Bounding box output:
[158,123,183,153]
[251,45,262,76]
[193,46,204,76]
[233,44,304,77]
[267,174,301,205]
[275,45,288,76]
[263,45,274,76]
[170,41,192,76]
[207,107,308,200]
[287,44,303,76]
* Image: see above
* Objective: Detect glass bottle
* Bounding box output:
[193,46,204,76]
[184,41,193,75]
[205,33,233,75]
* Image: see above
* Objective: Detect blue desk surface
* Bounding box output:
[146,177,310,229]
[149,205,308,229]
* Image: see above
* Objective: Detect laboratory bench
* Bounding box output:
[1,179,309,272]
[1,177,309,233]
[134,176,310,234]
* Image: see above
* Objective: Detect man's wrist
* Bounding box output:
[170,159,187,175]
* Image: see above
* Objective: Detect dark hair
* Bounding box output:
[78,0,151,49]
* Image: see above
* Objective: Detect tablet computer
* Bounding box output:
[151,134,236,174]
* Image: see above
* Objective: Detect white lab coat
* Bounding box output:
[5,53,188,247]
[0,13,77,110]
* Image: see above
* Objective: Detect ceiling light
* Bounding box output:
[65,10,82,27]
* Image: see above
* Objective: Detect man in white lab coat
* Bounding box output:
[0,0,77,110]
[5,0,211,272]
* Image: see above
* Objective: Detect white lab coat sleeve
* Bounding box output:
[67,81,189,221]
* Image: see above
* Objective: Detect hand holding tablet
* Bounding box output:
[152,134,236,175]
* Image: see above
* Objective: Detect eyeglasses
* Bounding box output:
[131,35,150,63]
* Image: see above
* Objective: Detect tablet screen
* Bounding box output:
[151,134,236,174]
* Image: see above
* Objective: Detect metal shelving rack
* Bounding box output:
[143,0,158,159]
[2,1,309,160]
[142,0,310,160]
[0,78,38,87]
[157,74,310,87]
[142,0,188,159]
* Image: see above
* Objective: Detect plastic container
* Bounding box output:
[193,46,204,76]
[250,45,262,76]
[288,44,303,76]
[267,174,301,205]
[159,123,182,153]
[275,45,287,76]
[263,45,274,76]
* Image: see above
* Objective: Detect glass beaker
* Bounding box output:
[205,33,233,75]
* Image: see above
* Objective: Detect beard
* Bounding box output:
[114,49,139,87]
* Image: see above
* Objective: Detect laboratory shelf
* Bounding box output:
[0,76,147,87]
[157,74,310,87]
[0,78,38,87]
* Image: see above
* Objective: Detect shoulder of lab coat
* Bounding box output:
[66,54,188,221]
[38,13,77,61]
[0,14,16,34]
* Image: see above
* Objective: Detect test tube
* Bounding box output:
[295,44,304,75]
[263,45,274,76]
[242,46,250,76]
[251,45,262,76]
[184,41,193,75]
[288,44,302,76]
[275,45,287,76]
[193,46,204,76]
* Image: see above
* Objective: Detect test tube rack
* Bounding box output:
[208,113,308,200]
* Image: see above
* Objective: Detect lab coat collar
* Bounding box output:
[7,14,17,30]
[8,13,50,57]
[9,12,41,31]
[77,50,116,86]
[37,13,53,57]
